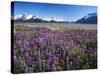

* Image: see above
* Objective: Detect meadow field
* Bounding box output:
[13,23,97,73]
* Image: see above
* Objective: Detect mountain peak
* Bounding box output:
[23,14,33,20]
[14,14,33,20]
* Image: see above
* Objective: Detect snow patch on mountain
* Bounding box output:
[14,14,23,20]
[25,14,33,20]
[84,13,97,19]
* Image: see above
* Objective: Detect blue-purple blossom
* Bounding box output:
[14,27,97,73]
[38,57,42,71]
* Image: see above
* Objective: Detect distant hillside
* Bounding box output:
[76,13,97,24]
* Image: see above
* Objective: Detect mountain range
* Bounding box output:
[11,12,97,24]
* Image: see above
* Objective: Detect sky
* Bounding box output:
[11,1,97,21]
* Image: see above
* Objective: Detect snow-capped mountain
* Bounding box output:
[76,13,97,24]
[42,17,64,21]
[14,14,39,20]
[12,14,64,22]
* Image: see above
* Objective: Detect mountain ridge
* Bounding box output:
[11,13,97,24]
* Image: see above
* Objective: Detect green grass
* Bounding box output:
[48,25,80,30]
[14,25,30,32]
[14,24,96,32]
[14,25,79,32]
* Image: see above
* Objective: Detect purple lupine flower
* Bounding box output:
[20,60,27,69]
[66,48,69,56]
[23,40,30,48]
[13,56,17,64]
[47,59,51,71]
[66,56,69,64]
[24,46,29,52]
[25,52,29,58]
[25,56,34,66]
[39,37,46,48]
[28,67,33,73]
[51,64,56,71]
[42,50,48,57]
[30,39,35,47]
[29,56,34,65]
[38,57,42,71]
[32,64,34,69]
[20,47,24,54]
[17,40,22,46]
[77,55,80,65]
[14,27,97,72]
[25,67,29,73]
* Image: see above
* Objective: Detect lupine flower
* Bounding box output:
[47,59,51,71]
[51,64,56,71]
[28,67,33,73]
[38,57,42,71]
[66,48,69,56]
[66,56,69,64]
[77,55,80,65]
[14,27,97,73]
[25,67,28,73]
[39,37,46,48]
